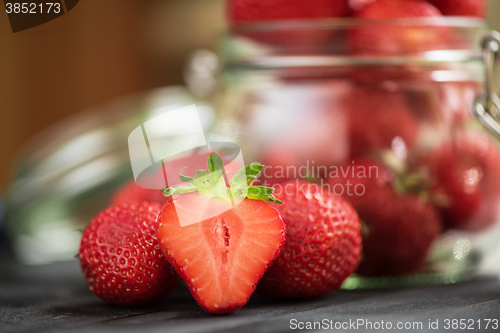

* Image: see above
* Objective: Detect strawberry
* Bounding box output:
[227,0,351,24]
[257,180,362,297]
[110,152,216,206]
[157,152,286,314]
[423,130,500,231]
[228,0,350,51]
[110,180,172,207]
[348,0,376,11]
[254,82,351,185]
[356,187,442,276]
[349,0,449,55]
[328,158,442,276]
[404,81,478,128]
[78,202,179,307]
[343,85,419,158]
[437,82,478,126]
[427,0,486,17]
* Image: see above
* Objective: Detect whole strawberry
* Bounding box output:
[427,0,486,17]
[228,0,351,24]
[329,159,442,276]
[343,85,419,158]
[228,0,351,50]
[110,152,213,206]
[348,0,376,11]
[349,0,448,55]
[357,187,442,276]
[437,82,478,126]
[258,180,362,298]
[405,81,478,128]
[257,87,351,186]
[110,180,172,207]
[79,202,179,307]
[424,131,500,231]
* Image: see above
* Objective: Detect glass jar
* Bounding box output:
[213,18,500,288]
[5,87,216,264]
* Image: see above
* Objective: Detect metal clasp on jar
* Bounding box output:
[473,31,500,138]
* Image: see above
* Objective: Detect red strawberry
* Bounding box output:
[343,85,419,158]
[157,153,286,314]
[404,81,478,128]
[437,82,478,126]
[110,152,217,206]
[329,159,442,276]
[349,0,376,11]
[427,0,486,17]
[79,202,179,307]
[255,82,351,185]
[356,188,442,276]
[228,0,351,24]
[424,131,500,231]
[349,0,449,55]
[257,180,362,298]
[110,180,172,207]
[228,0,350,51]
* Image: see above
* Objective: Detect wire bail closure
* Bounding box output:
[473,31,500,138]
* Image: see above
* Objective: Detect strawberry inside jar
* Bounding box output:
[213,4,500,287]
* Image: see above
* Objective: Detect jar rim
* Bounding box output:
[230,17,486,33]
[222,17,489,72]
[223,52,482,71]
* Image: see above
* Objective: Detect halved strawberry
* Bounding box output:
[157,152,286,314]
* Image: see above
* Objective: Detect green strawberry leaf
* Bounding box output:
[247,186,283,204]
[163,185,198,197]
[195,170,208,178]
[195,171,220,192]
[360,220,369,238]
[163,152,283,204]
[207,151,224,173]
[179,167,196,185]
[231,164,264,188]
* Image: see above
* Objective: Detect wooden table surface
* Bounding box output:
[1,246,499,333]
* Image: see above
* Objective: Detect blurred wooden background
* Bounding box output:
[0,0,498,191]
[0,0,225,191]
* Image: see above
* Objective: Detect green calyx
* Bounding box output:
[380,150,450,206]
[380,150,432,198]
[162,152,283,204]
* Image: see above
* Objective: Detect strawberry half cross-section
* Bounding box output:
[157,152,286,314]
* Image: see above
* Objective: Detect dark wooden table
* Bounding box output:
[1,245,499,333]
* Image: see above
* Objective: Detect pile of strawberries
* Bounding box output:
[79,153,362,314]
[79,132,500,314]
[229,0,485,55]
[228,0,485,22]
[78,0,497,315]
[328,130,500,276]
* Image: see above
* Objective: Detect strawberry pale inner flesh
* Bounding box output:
[158,195,284,312]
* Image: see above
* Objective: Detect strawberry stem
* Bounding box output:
[162,152,283,204]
